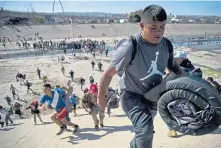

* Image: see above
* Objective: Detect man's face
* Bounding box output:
[43,87,51,95]
[140,20,166,44]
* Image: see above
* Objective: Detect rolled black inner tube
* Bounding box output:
[157,76,221,136]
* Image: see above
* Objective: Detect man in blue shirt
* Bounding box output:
[39,83,79,135]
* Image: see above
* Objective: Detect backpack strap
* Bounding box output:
[164,37,173,55]
[125,36,137,69]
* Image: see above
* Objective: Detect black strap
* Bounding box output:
[129,36,137,65]
[124,36,137,69]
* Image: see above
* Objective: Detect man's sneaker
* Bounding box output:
[73,124,79,134]
[167,130,177,137]
[100,123,104,128]
[95,125,99,129]
[56,126,66,135]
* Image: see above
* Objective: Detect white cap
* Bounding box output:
[174,51,187,59]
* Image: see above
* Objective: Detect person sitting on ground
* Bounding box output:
[10,84,19,99]
[206,77,221,94]
[26,100,43,125]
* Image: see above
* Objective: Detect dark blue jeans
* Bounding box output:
[121,90,156,148]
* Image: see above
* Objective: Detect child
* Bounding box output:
[69,93,77,116]
[26,100,43,125]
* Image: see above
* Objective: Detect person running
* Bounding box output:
[69,93,77,116]
[69,70,74,81]
[10,84,19,99]
[25,80,33,94]
[105,48,109,57]
[0,105,13,126]
[39,83,79,135]
[13,102,23,119]
[4,95,12,106]
[0,114,4,128]
[80,77,85,90]
[26,100,43,125]
[61,55,65,63]
[36,68,41,79]
[61,66,65,75]
[91,61,95,70]
[81,84,105,129]
[106,87,120,117]
[97,5,186,148]
[98,62,103,72]
[89,75,94,84]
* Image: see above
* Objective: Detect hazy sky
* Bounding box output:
[0,1,221,15]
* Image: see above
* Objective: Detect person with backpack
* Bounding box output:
[97,5,186,148]
[105,87,120,117]
[39,83,79,135]
[89,75,94,84]
[69,93,77,116]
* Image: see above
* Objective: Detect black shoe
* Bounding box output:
[100,123,104,128]
[56,126,66,135]
[64,125,67,130]
[73,125,79,134]
[95,125,99,129]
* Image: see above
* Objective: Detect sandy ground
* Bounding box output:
[0,46,221,147]
[1,24,221,41]
[1,106,221,148]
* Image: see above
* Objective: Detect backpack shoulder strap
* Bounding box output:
[124,35,137,69]
[164,37,173,55]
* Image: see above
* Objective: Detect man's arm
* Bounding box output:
[97,64,116,110]
[97,38,133,110]
[167,40,186,76]
[168,58,186,76]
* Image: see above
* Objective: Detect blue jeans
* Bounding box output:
[121,90,156,148]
